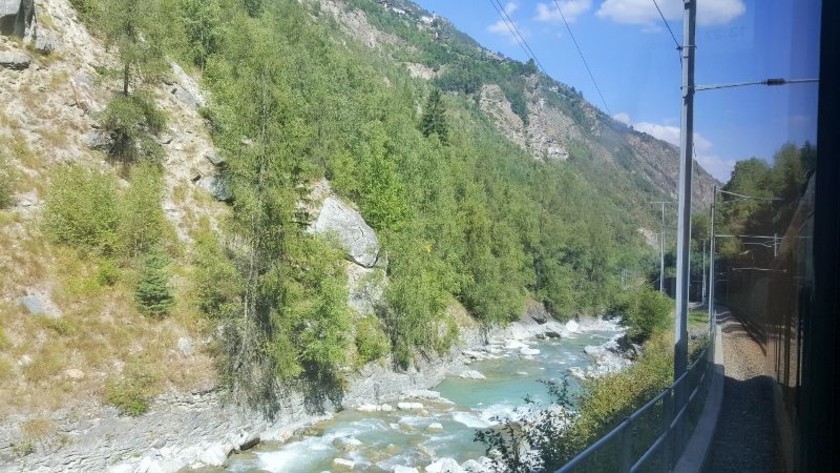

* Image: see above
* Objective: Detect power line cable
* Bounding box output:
[488,0,547,74]
[493,0,548,73]
[487,1,533,66]
[651,0,681,52]
[551,0,611,114]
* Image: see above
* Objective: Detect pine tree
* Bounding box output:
[420,89,449,144]
[99,0,167,95]
[135,250,174,318]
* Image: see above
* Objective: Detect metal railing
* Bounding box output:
[556,331,715,473]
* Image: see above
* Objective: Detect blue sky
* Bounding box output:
[411,0,821,182]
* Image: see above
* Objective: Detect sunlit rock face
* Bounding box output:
[0,0,33,38]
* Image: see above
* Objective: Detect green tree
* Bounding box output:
[193,228,242,320]
[135,249,174,318]
[420,89,449,144]
[179,0,221,70]
[356,121,410,232]
[99,0,167,95]
[612,285,672,343]
[100,92,166,163]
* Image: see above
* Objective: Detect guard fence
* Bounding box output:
[555,325,716,473]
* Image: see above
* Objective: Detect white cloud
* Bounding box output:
[488,19,530,43]
[614,112,730,180]
[694,154,736,182]
[488,2,530,44]
[613,112,632,125]
[596,0,745,27]
[534,0,592,24]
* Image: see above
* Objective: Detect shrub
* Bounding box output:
[104,366,156,416]
[135,249,174,317]
[613,285,672,343]
[100,93,166,163]
[96,259,120,286]
[117,163,168,257]
[355,315,390,365]
[43,165,119,254]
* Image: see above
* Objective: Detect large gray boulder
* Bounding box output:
[0,0,33,37]
[0,50,30,70]
[308,196,381,268]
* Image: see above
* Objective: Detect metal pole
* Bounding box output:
[701,238,707,305]
[660,202,666,293]
[709,186,716,327]
[674,0,696,390]
[652,201,669,293]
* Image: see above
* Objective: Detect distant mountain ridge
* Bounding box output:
[323,0,718,211]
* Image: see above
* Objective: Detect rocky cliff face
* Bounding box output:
[475,73,717,211]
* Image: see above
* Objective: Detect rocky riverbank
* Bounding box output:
[0,312,605,473]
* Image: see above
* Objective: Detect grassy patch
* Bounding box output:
[104,360,159,416]
[689,310,709,331]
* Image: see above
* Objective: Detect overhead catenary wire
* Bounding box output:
[651,0,681,53]
[718,188,784,202]
[695,77,819,92]
[551,0,612,115]
[488,0,547,75]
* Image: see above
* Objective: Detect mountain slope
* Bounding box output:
[327,0,718,213]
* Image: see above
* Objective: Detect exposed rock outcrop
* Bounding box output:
[309,196,381,268]
[0,0,33,38]
[0,50,30,70]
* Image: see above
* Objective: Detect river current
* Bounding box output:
[226,319,624,473]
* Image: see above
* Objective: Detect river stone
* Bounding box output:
[520,347,540,356]
[393,467,419,473]
[308,196,380,268]
[397,402,423,411]
[460,459,483,473]
[228,429,260,451]
[459,369,486,380]
[198,442,231,467]
[426,458,464,473]
[401,389,442,401]
[333,436,363,452]
[426,422,444,432]
[332,458,355,470]
[0,50,30,70]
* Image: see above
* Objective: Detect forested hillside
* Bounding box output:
[0,0,717,417]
